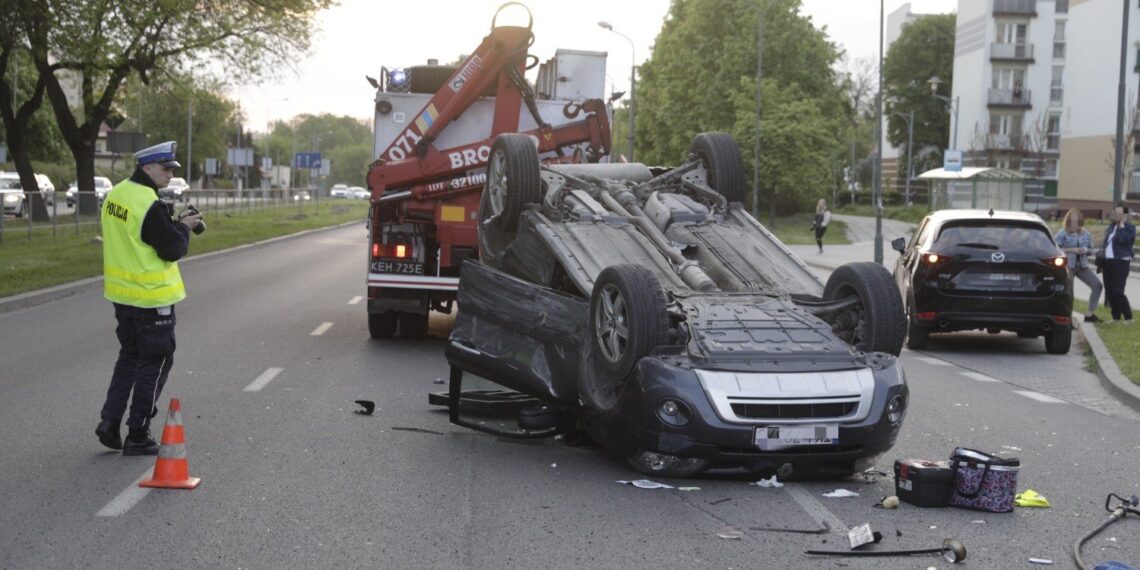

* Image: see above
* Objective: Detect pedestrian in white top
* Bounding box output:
[812,198,831,254]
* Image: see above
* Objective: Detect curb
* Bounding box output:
[1071,313,1140,413]
[0,219,365,316]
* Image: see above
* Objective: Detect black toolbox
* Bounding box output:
[894,459,954,507]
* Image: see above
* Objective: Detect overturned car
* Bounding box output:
[438,132,909,478]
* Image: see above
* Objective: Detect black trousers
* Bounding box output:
[814,225,828,249]
[101,303,177,431]
[1103,259,1133,321]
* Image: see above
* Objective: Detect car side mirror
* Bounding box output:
[891,237,906,253]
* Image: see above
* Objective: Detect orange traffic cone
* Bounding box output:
[139,398,201,489]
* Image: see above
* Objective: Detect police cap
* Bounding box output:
[135,141,181,168]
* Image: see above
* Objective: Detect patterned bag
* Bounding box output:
[948,447,1020,513]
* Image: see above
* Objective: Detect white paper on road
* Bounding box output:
[822,489,859,498]
[615,479,675,489]
[749,475,784,488]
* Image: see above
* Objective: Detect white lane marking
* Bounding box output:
[1013,390,1067,404]
[915,356,952,367]
[348,296,363,305]
[784,484,848,537]
[244,367,284,392]
[310,322,333,336]
[961,371,1001,383]
[96,468,154,517]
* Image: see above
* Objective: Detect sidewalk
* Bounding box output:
[787,214,1140,410]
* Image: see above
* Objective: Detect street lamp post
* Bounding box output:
[874,0,884,265]
[598,21,635,162]
[928,76,959,151]
[892,110,915,205]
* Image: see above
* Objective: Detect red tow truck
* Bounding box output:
[364,5,612,338]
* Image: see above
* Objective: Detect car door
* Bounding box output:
[895,218,931,305]
[443,260,588,437]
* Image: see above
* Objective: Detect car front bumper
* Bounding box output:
[588,355,907,477]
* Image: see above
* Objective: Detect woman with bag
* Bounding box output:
[1055,209,1103,323]
[812,198,831,254]
[1102,203,1136,323]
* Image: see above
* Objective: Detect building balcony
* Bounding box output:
[993,0,1037,16]
[988,88,1032,108]
[991,43,1034,62]
[986,132,1025,150]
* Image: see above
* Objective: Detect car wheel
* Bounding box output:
[368,311,397,339]
[478,134,541,269]
[626,450,710,478]
[1044,325,1071,354]
[580,265,669,411]
[399,311,430,339]
[906,313,929,350]
[689,132,746,203]
[824,262,906,355]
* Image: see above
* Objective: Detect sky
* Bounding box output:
[235,0,959,132]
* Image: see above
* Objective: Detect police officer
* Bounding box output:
[95,141,202,455]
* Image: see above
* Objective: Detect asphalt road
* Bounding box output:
[1,224,1138,569]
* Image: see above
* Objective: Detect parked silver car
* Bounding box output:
[65,177,113,207]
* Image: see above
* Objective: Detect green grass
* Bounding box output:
[1074,299,1140,386]
[762,213,849,245]
[834,204,931,225]
[0,202,369,298]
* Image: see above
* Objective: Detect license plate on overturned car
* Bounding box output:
[755,424,839,451]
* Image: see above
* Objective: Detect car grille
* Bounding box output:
[730,400,858,419]
[695,368,875,424]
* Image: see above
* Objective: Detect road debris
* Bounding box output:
[805,538,967,563]
[433,378,446,385]
[971,519,986,524]
[750,521,830,534]
[1014,489,1051,508]
[874,496,899,509]
[749,475,784,488]
[550,463,557,468]
[615,479,674,490]
[390,426,443,435]
[717,526,744,540]
[847,523,882,549]
[677,486,701,491]
[353,400,375,415]
[708,498,732,505]
[1028,558,1053,565]
[823,489,860,498]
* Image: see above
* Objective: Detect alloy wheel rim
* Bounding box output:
[595,284,629,362]
[488,150,507,216]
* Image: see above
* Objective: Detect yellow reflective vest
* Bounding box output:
[102,180,186,307]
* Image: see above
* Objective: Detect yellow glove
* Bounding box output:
[1014,489,1051,508]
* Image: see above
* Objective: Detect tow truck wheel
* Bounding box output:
[368,311,397,339]
[485,133,541,231]
[400,311,430,339]
[689,132,746,204]
[581,265,669,411]
[823,262,906,356]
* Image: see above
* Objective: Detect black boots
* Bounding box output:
[122,429,159,456]
[95,418,122,450]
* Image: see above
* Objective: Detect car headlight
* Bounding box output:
[887,393,906,424]
[656,398,693,426]
[4,194,18,203]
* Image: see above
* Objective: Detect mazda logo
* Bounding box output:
[991,252,1006,263]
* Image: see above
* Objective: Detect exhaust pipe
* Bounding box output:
[1042,323,1052,331]
[939,320,949,329]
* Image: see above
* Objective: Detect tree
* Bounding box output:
[114,73,240,186]
[0,8,52,200]
[15,0,332,214]
[636,0,847,213]
[262,113,372,188]
[882,14,955,179]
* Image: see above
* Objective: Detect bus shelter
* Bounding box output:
[918,167,1027,211]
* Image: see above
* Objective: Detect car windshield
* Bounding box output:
[0,178,21,190]
[934,222,1056,255]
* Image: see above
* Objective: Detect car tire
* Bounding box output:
[906,315,929,350]
[824,262,906,355]
[478,134,542,269]
[689,132,746,204]
[368,311,397,339]
[399,311,430,339]
[1044,325,1072,354]
[580,265,669,411]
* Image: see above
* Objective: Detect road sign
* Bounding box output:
[943,149,963,172]
[227,147,254,167]
[319,159,330,176]
[107,131,147,153]
[205,158,219,176]
[294,152,321,169]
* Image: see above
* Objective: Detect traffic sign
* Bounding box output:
[294,152,321,169]
[943,149,963,172]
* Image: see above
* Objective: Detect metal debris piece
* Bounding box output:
[353,400,375,415]
[717,526,744,540]
[1028,558,1053,565]
[390,426,443,435]
[751,520,830,535]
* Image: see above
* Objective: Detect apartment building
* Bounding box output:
[951,0,1068,209]
[1058,0,1140,210]
[882,3,940,196]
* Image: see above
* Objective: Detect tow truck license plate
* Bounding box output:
[370,260,424,275]
[755,424,838,451]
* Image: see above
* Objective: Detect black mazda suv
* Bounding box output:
[892,209,1073,353]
